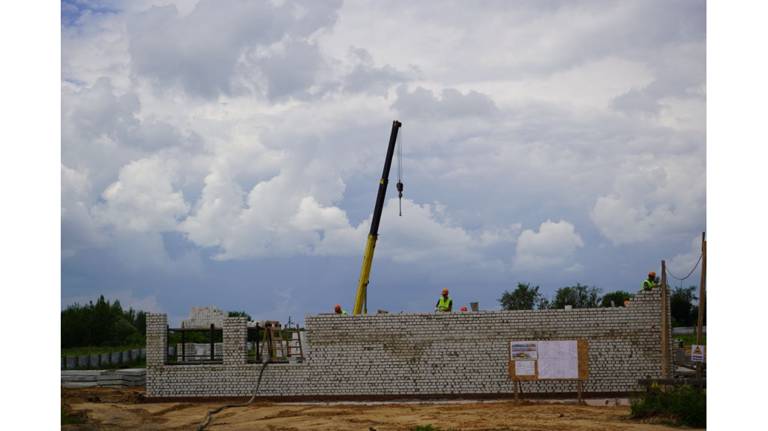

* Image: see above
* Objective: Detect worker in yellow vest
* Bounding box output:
[435,288,453,312]
[642,272,657,291]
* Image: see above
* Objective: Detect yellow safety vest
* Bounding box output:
[437,296,452,312]
[642,279,655,291]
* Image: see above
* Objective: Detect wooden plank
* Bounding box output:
[577,339,589,380]
[508,360,538,381]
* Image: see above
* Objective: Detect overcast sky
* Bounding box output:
[61,0,705,325]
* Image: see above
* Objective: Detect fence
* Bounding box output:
[61,348,146,369]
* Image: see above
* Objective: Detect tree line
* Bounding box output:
[61,297,258,349]
[498,283,703,327]
[61,295,147,348]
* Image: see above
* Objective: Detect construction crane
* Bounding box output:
[352,120,403,315]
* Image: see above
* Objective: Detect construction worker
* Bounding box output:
[435,288,453,312]
[334,304,348,315]
[642,272,657,291]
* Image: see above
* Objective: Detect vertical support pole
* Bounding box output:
[181,329,185,362]
[577,380,584,404]
[256,324,260,362]
[210,323,215,361]
[514,380,520,401]
[660,260,670,378]
[696,232,707,376]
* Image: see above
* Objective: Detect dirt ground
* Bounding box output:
[62,387,699,431]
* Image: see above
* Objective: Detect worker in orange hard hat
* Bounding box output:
[435,288,453,312]
[642,271,657,291]
[334,304,348,315]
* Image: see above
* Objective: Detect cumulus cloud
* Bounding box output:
[317,198,520,264]
[341,47,414,96]
[392,86,498,120]
[93,156,190,232]
[62,165,105,258]
[590,156,705,245]
[514,220,584,271]
[126,0,342,99]
[61,0,705,318]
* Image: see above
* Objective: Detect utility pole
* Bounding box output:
[660,259,670,378]
[696,232,706,376]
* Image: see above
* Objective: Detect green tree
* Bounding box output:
[499,283,545,310]
[551,283,602,309]
[61,296,148,348]
[228,311,253,321]
[601,290,634,307]
[670,286,698,327]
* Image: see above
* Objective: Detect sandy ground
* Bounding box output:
[62,387,699,430]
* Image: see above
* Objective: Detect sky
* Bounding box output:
[61,0,706,325]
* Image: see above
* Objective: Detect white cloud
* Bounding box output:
[61,0,705,318]
[125,0,343,99]
[590,156,705,245]
[514,220,584,271]
[93,156,190,232]
[62,165,105,257]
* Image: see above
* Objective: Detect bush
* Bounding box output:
[630,384,706,428]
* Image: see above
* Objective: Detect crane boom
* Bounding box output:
[352,120,402,315]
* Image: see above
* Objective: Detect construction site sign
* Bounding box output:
[691,344,705,362]
[509,340,589,381]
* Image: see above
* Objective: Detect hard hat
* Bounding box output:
[460,306,468,312]
[648,271,656,278]
[334,304,341,312]
[442,288,449,295]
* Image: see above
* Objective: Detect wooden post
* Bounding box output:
[514,380,520,402]
[696,232,707,376]
[660,260,670,378]
[577,380,584,404]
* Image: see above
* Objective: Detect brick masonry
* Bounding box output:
[146,288,673,398]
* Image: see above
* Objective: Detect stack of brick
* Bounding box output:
[146,288,672,399]
[182,306,226,328]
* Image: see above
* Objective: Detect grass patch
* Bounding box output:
[673,333,706,347]
[630,384,706,428]
[61,402,86,425]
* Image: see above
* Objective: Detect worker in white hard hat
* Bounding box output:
[435,288,453,312]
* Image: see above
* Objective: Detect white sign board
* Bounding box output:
[510,340,583,380]
[691,344,705,362]
[515,360,536,376]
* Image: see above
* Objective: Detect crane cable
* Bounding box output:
[396,127,404,216]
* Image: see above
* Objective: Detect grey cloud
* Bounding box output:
[612,42,705,115]
[127,0,342,99]
[392,86,498,120]
[253,39,326,101]
[342,48,413,96]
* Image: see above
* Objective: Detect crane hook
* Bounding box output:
[396,181,404,216]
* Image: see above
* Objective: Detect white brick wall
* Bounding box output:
[146,288,672,398]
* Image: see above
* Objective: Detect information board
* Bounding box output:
[691,344,705,362]
[508,339,588,380]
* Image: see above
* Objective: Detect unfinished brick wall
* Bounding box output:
[146,288,672,399]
